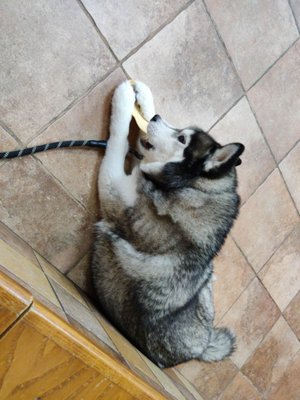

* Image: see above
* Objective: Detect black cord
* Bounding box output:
[0,140,143,160]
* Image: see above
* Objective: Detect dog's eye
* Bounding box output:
[177,135,186,144]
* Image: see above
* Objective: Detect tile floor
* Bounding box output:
[0,1,299,398]
[0,223,196,400]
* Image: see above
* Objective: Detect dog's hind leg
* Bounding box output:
[144,282,235,368]
[146,312,235,368]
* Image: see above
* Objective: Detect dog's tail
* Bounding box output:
[201,327,236,362]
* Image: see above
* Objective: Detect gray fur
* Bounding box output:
[91,81,244,368]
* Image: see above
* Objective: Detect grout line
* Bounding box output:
[225,227,300,366]
[282,289,300,315]
[0,119,23,146]
[208,94,245,133]
[239,167,276,207]
[214,235,257,324]
[76,0,120,63]
[34,253,68,315]
[64,248,91,276]
[232,197,298,281]
[277,138,300,165]
[121,65,131,80]
[219,281,281,374]
[25,64,120,146]
[31,154,88,211]
[241,375,263,398]
[120,0,196,65]
[216,273,256,324]
[26,1,196,146]
[214,370,239,400]
[202,0,246,92]
[246,36,300,92]
[288,0,300,34]
[281,289,300,339]
[237,312,281,370]
[217,228,294,322]
[237,133,297,207]
[31,150,101,222]
[257,222,300,276]
[0,122,25,171]
[230,236,257,277]
[246,94,300,216]
[172,369,206,400]
[0,221,40,265]
[217,221,300,338]
[204,0,300,93]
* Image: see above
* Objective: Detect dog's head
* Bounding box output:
[138,115,245,190]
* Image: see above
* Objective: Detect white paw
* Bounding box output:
[112,81,135,114]
[110,81,135,137]
[133,81,155,121]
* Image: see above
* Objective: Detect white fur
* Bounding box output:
[99,81,192,206]
[132,81,155,120]
[99,81,138,208]
[140,120,193,175]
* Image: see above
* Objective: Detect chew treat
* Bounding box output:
[130,80,149,139]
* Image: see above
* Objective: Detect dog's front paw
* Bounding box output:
[132,81,155,121]
[112,81,135,118]
[110,81,135,137]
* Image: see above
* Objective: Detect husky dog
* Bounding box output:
[91,81,244,368]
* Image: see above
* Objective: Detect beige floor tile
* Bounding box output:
[242,317,300,397]
[0,239,60,308]
[30,69,126,214]
[259,224,300,311]
[0,2,298,398]
[232,169,299,272]
[165,369,202,400]
[0,221,37,266]
[176,359,237,400]
[210,97,275,203]
[205,0,298,89]
[35,252,87,306]
[290,0,300,27]
[67,252,94,296]
[268,350,300,400]
[219,373,261,400]
[82,0,189,59]
[0,127,19,168]
[170,369,204,400]
[284,290,300,340]
[220,278,280,368]
[213,236,254,322]
[140,354,186,400]
[97,315,160,385]
[50,280,117,353]
[0,156,93,273]
[279,142,300,213]
[124,1,242,131]
[248,41,300,161]
[0,0,115,142]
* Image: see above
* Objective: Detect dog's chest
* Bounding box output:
[128,202,182,253]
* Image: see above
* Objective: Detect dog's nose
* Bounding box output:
[151,114,161,122]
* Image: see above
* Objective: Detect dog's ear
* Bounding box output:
[203,143,245,177]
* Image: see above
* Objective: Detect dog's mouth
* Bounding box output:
[140,138,155,151]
